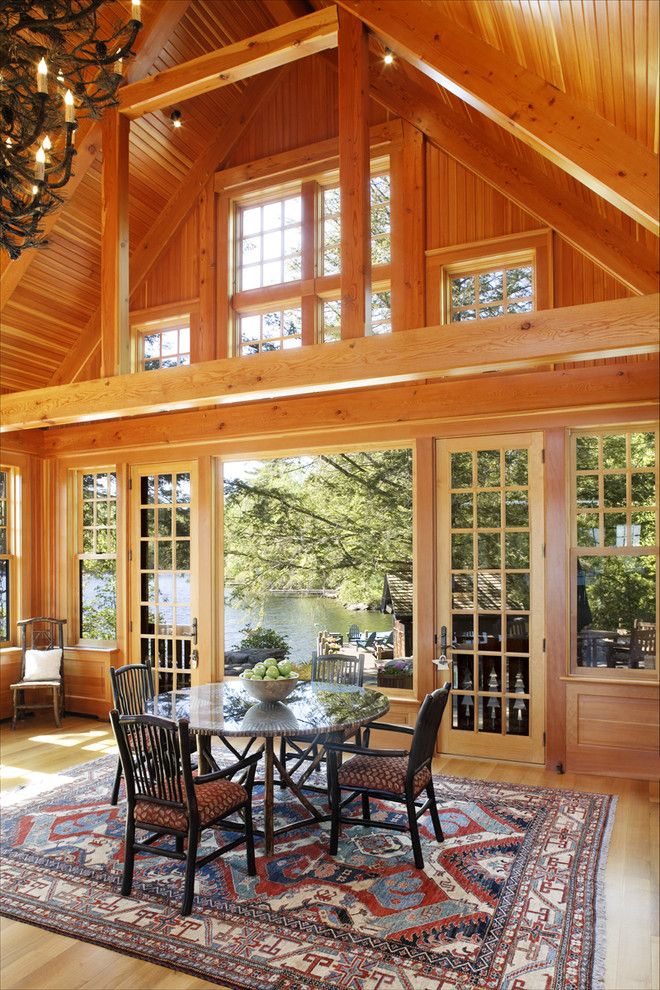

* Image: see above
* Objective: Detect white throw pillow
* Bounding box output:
[23,648,62,681]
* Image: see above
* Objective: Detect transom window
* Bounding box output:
[449,262,534,323]
[140,324,190,371]
[571,427,657,675]
[78,470,118,640]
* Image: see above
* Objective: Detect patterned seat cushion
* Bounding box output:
[134,778,247,831]
[337,754,431,797]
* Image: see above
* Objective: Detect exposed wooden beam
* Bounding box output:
[338,8,371,338]
[369,59,659,297]
[337,0,659,235]
[0,0,192,305]
[118,8,338,119]
[49,68,287,387]
[5,295,658,433]
[31,359,658,456]
[101,110,130,377]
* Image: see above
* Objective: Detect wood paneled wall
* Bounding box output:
[130,203,201,312]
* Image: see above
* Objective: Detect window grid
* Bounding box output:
[320,172,391,276]
[141,326,190,372]
[449,262,535,323]
[321,291,392,343]
[239,308,303,355]
[237,194,302,291]
[79,471,118,640]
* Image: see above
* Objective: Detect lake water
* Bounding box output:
[224,594,393,662]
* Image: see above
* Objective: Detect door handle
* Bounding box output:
[191,617,198,646]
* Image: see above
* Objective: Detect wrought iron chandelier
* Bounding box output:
[0,0,142,260]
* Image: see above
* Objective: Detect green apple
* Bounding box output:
[265,666,280,679]
[277,660,292,676]
[241,671,253,679]
[253,663,266,676]
[264,657,279,668]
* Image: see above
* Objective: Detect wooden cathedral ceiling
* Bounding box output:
[0,0,658,396]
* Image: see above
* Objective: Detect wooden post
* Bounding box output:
[198,178,217,363]
[391,121,425,331]
[301,180,318,345]
[338,8,371,339]
[544,427,568,771]
[101,109,130,378]
[414,437,436,702]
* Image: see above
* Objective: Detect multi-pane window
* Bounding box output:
[78,471,118,640]
[321,291,392,343]
[237,194,302,290]
[0,469,12,643]
[231,164,391,353]
[572,428,657,674]
[449,262,534,323]
[140,324,190,371]
[320,172,391,276]
[239,309,302,355]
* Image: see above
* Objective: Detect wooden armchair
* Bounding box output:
[325,684,450,869]
[11,618,66,729]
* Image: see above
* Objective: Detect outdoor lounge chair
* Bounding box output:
[356,630,378,651]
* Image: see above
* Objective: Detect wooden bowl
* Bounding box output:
[241,673,299,704]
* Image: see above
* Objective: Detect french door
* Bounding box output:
[436,433,545,764]
[130,462,199,694]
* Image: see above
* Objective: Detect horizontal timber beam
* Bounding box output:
[118,7,338,119]
[337,0,659,235]
[3,294,658,433]
[32,359,660,456]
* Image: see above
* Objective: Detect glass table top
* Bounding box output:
[146,680,390,738]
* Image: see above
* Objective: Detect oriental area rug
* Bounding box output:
[0,754,615,990]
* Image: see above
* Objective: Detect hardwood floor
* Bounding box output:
[1,714,658,990]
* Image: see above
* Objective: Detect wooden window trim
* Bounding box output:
[568,423,659,682]
[425,229,553,326]
[0,466,19,647]
[131,308,198,371]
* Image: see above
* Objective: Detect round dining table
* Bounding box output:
[146,680,389,854]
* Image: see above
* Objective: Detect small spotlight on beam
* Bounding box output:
[383,48,394,65]
[170,109,182,128]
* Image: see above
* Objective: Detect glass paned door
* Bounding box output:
[131,464,197,694]
[436,434,545,763]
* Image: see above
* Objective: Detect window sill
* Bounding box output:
[561,673,658,687]
[67,643,119,653]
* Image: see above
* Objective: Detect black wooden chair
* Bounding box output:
[325,683,450,869]
[11,618,66,729]
[109,662,155,805]
[110,710,261,916]
[279,653,365,785]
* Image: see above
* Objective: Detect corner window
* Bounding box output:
[571,428,658,676]
[77,470,118,641]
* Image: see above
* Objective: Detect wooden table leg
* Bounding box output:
[264,737,274,856]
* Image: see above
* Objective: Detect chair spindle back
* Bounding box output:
[110,662,154,716]
[312,653,364,686]
[110,712,192,809]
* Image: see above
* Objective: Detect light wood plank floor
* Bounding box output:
[1,715,658,990]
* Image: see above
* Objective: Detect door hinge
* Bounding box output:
[543,731,546,746]
[128,477,133,490]
[541,448,545,463]
[128,548,133,562]
[129,620,133,632]
[543,543,546,558]
[543,637,546,652]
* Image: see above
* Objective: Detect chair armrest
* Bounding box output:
[324,742,407,758]
[365,721,414,735]
[194,747,263,784]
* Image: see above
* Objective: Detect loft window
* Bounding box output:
[140,323,190,371]
[448,262,534,322]
[321,290,392,343]
[77,470,118,641]
[237,194,302,290]
[320,171,391,276]
[239,308,302,355]
[571,427,658,676]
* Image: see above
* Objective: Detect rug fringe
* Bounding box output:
[592,794,618,990]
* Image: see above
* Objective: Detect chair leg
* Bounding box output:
[406,793,424,870]
[244,802,256,876]
[121,818,136,896]
[11,691,17,730]
[175,835,185,854]
[361,793,371,821]
[181,828,199,916]
[53,688,61,728]
[111,759,123,806]
[330,785,340,856]
[426,783,444,843]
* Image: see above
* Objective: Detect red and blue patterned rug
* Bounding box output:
[0,754,615,990]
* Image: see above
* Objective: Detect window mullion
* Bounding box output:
[301,180,318,346]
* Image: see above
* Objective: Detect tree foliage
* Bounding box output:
[224,449,412,609]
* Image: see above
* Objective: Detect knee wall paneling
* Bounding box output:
[0,649,22,720]
[566,681,660,780]
[64,649,119,721]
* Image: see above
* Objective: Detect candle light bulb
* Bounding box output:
[5,137,12,147]
[42,135,52,151]
[114,57,123,76]
[32,185,39,195]
[37,57,48,93]
[35,145,46,180]
[131,0,140,20]
[64,89,75,123]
